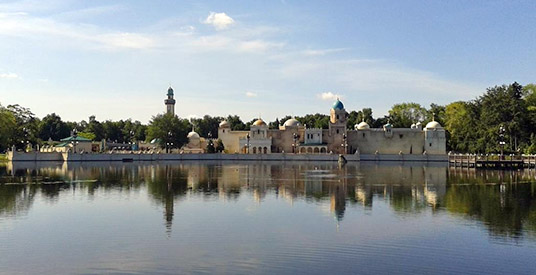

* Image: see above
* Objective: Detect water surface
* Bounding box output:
[1,161,536,274]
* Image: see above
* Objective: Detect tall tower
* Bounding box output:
[328,98,348,153]
[165,86,176,115]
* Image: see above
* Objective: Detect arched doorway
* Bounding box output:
[253,147,257,154]
[263,147,268,154]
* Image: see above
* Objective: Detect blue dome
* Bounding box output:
[332,98,344,110]
[167,87,174,96]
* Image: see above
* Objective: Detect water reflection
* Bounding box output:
[1,162,536,240]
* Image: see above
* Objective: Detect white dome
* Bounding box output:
[425,121,442,129]
[187,131,200,139]
[284,118,301,127]
[355,121,370,130]
[219,120,230,128]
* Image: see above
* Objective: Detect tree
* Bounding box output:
[444,101,478,152]
[226,115,246,130]
[5,104,40,149]
[191,115,223,138]
[206,140,216,153]
[0,104,17,151]
[388,103,428,128]
[215,139,225,152]
[146,113,191,150]
[478,82,527,153]
[38,113,71,141]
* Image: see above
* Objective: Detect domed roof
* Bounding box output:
[355,121,370,130]
[219,120,230,128]
[425,121,443,129]
[332,98,344,110]
[253,119,266,126]
[167,87,174,96]
[187,131,200,139]
[283,118,301,127]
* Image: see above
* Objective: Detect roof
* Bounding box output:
[253,119,266,126]
[60,136,92,142]
[332,98,344,110]
[284,118,301,127]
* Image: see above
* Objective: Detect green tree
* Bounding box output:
[146,113,191,150]
[38,113,71,142]
[388,103,428,128]
[206,140,216,153]
[0,104,17,151]
[478,82,527,153]
[215,139,225,152]
[226,115,246,130]
[191,115,223,138]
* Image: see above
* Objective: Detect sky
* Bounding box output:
[0,0,535,123]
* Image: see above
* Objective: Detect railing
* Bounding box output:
[448,153,536,169]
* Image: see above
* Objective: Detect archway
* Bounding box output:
[307,147,313,154]
[263,147,267,154]
[320,148,327,154]
[253,147,257,154]
[258,147,262,154]
[314,147,320,154]
[300,147,306,154]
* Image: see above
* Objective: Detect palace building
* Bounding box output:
[166,89,446,155]
[217,98,446,155]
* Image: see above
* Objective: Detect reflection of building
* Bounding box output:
[217,99,446,155]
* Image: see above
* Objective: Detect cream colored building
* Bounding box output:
[217,99,446,155]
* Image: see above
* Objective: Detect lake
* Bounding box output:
[1,161,536,274]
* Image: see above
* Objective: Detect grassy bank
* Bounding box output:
[0,154,7,162]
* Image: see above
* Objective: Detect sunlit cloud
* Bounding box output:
[245,91,257,97]
[302,48,348,56]
[203,12,235,30]
[318,92,340,101]
[0,73,19,79]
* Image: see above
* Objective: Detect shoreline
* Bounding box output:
[6,151,447,162]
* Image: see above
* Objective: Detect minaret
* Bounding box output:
[165,86,176,115]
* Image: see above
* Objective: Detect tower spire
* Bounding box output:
[165,86,176,115]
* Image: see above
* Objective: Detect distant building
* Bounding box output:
[218,98,446,155]
[165,87,176,115]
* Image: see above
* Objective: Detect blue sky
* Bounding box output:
[0,0,535,123]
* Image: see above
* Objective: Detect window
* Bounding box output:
[429,143,432,147]
[362,133,365,138]
[399,134,403,139]
[336,115,339,120]
[336,129,339,134]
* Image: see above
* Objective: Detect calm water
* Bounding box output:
[1,161,536,274]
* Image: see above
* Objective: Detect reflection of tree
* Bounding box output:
[445,184,536,238]
[0,185,37,217]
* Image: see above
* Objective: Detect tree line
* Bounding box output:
[1,82,535,154]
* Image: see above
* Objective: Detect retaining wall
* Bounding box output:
[8,152,447,162]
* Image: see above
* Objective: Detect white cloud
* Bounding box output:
[0,12,155,50]
[318,92,340,101]
[0,73,19,79]
[203,12,235,30]
[246,91,257,97]
[302,48,348,56]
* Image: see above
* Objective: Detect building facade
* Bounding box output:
[217,99,446,155]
